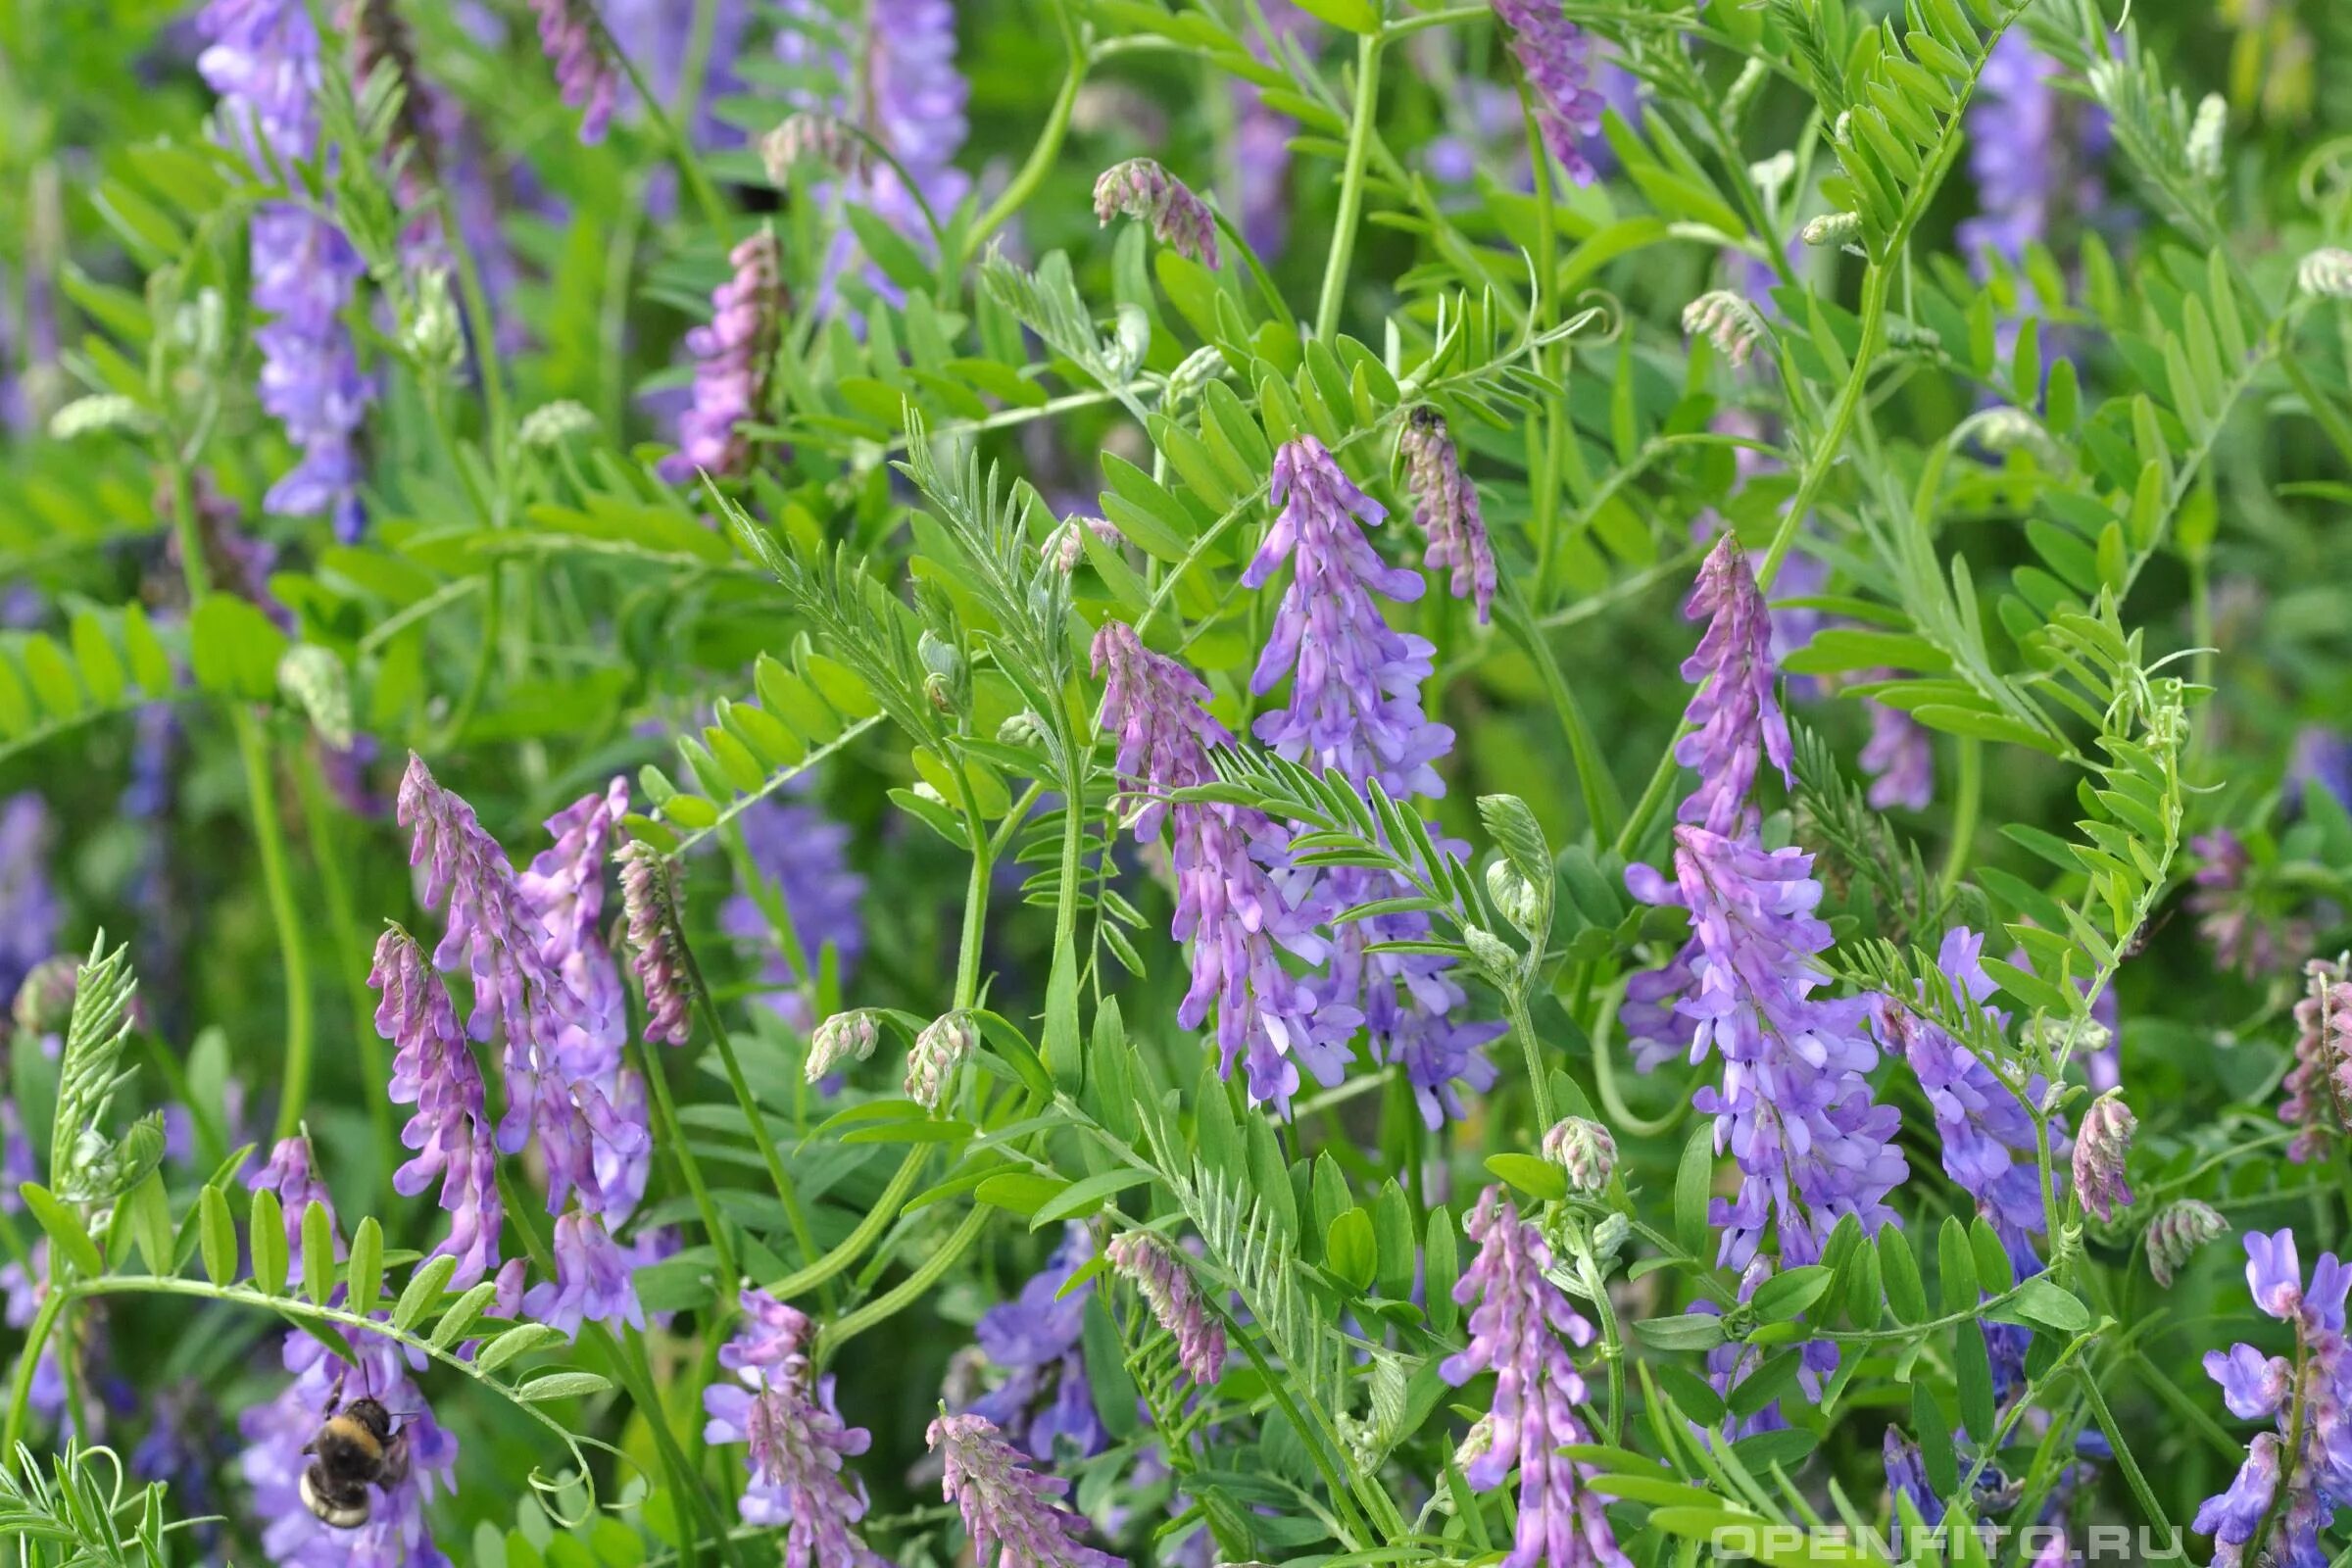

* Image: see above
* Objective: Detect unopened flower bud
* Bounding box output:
[1542,1117,1617,1194]
[1093,158,1219,268]
[808,1009,881,1082]
[906,1011,977,1112]
[1043,514,1119,573]
[2146,1198,2227,1288]
[997,711,1049,748]
[618,840,692,1047]
[760,111,862,185]
[519,399,598,447]
[2186,93,2227,180]
[1461,926,1519,977]
[48,394,148,440]
[1591,1211,1631,1256]
[1800,211,1862,247]
[1453,1412,1495,1472]
[1682,291,1768,368]
[2072,1090,2135,1221]
[1485,860,1540,930]
[2299,248,2352,300]
[401,267,465,377]
[13,956,80,1039]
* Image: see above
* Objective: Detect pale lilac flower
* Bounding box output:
[1628,826,1906,1269]
[1441,1188,1629,1568]
[1861,701,1934,811]
[2072,1090,2134,1222]
[1105,1231,1225,1386]
[1092,621,1352,1114]
[1958,34,2109,274]
[2284,957,2352,1163]
[1398,408,1496,623]
[239,1321,458,1568]
[0,794,60,1004]
[1247,435,1451,799]
[720,792,866,1032]
[532,0,618,143]
[526,1209,644,1340]
[928,1411,1123,1568]
[661,229,786,484]
[373,927,503,1287]
[2291,727,2352,817]
[959,1226,1106,1460]
[1489,0,1605,184]
[247,1135,341,1282]
[618,839,693,1048]
[1093,159,1219,268]
[906,1012,975,1112]
[2190,830,2303,979]
[2196,1230,2352,1568]
[807,1010,881,1082]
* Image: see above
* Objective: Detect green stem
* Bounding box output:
[1,1285,66,1453]
[1757,263,1890,592]
[763,1149,927,1299]
[822,1203,990,1354]
[1497,581,1624,840]
[632,1030,740,1291]
[1936,737,1981,900]
[960,0,1085,272]
[680,942,823,1284]
[1502,986,1556,1137]
[1312,30,1384,342]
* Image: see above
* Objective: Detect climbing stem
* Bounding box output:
[1313,29,1384,342]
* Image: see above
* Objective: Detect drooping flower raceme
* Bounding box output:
[661,228,786,484]
[1441,1187,1629,1568]
[373,927,502,1288]
[1488,0,1606,185]
[705,1287,880,1564]
[1629,826,1906,1270]
[929,1410,1124,1568]
[1675,535,1792,837]
[1246,436,1498,1124]
[1092,620,1352,1115]
[1398,407,1496,623]
[532,0,619,143]
[619,838,693,1048]
[2072,1090,2135,1222]
[197,0,372,541]
[1105,1231,1225,1387]
[2195,1230,2352,1568]
[1093,159,1220,268]
[2284,956,2352,1163]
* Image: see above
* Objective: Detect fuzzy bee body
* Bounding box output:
[300,1396,409,1530]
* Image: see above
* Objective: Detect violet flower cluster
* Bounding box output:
[1245,436,1500,1127]
[1398,407,1497,624]
[954,1224,1107,1459]
[1092,619,1350,1115]
[1958,33,2110,274]
[1441,1187,1628,1568]
[0,792,59,1004]
[1626,537,1907,1272]
[1488,0,1607,184]
[374,927,502,1287]
[929,1410,1124,1568]
[1105,1231,1226,1387]
[395,756,650,1336]
[532,0,619,143]
[2190,829,2305,979]
[661,228,786,484]
[1094,159,1221,269]
[704,1286,880,1565]
[2196,1230,2352,1568]
[196,0,372,541]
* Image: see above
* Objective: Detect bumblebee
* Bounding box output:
[300,1395,410,1529]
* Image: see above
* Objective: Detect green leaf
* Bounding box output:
[475,1323,568,1376]
[250,1189,288,1296]
[346,1216,385,1314]
[430,1280,502,1350]
[1424,1204,1459,1336]
[1956,1321,1996,1438]
[1028,1168,1152,1228]
[199,1185,236,1286]
[1634,1313,1729,1351]
[1675,1124,1716,1260]
[974,1173,1069,1218]
[1325,1208,1377,1295]
[1372,1182,1417,1299]
[1286,0,1380,31]
[1751,1265,1834,1323]
[513,1372,615,1403]
[1879,1225,1927,1324]
[20,1183,105,1278]
[1485,1152,1567,1202]
[394,1253,460,1334]
[1937,1216,1979,1316]
[1990,1276,2090,1334]
[129,1168,172,1275]
[302,1201,336,1304]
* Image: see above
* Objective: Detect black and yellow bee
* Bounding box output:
[300,1396,410,1529]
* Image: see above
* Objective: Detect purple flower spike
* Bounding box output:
[198,0,372,540]
[720,792,866,1032]
[661,229,787,484]
[2284,957,2352,1162]
[1248,435,1452,799]
[1441,1188,1630,1568]
[248,1136,341,1282]
[1398,408,1496,623]
[1105,1232,1226,1387]
[2071,1090,2134,1222]
[1092,621,1352,1115]
[928,1410,1124,1568]
[2196,1230,2352,1568]
[1861,701,1934,811]
[1628,826,1906,1270]
[957,1226,1106,1461]
[2190,829,2305,980]
[1675,534,1791,837]
[0,792,60,1008]
[1957,33,2109,276]
[1093,158,1220,268]
[1489,0,1606,185]
[618,840,694,1048]
[532,0,619,143]
[373,926,503,1288]
[525,1209,644,1340]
